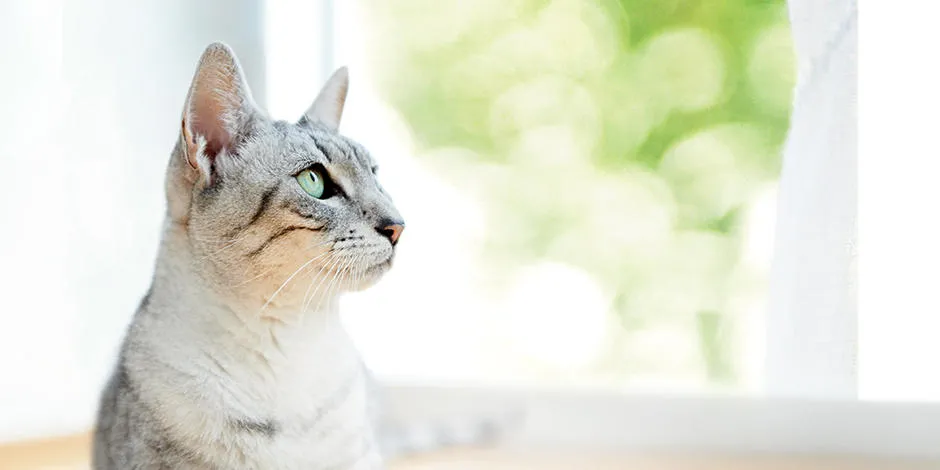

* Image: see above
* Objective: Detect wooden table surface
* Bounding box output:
[2,433,938,469]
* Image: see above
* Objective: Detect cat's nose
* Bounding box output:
[376,220,404,246]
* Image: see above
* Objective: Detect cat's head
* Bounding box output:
[165,43,403,313]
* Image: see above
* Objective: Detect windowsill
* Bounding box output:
[382,383,940,459]
[394,449,938,470]
[4,385,940,468]
[1,433,937,470]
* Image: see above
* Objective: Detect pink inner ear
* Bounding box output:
[186,46,250,161]
[190,114,230,160]
[190,87,237,159]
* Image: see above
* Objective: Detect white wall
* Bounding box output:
[0,0,266,441]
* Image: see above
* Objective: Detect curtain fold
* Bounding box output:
[765,0,858,398]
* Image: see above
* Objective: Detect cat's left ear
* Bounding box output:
[299,67,349,132]
[181,42,258,183]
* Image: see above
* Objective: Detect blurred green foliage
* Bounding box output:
[365,0,794,386]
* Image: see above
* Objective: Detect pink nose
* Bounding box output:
[377,221,404,246]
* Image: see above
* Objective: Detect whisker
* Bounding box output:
[350,254,366,289]
[210,239,338,289]
[312,257,347,314]
[310,255,350,314]
[316,254,358,313]
[302,254,341,314]
[259,250,333,313]
[300,259,327,312]
[200,233,336,259]
[231,264,278,288]
[190,227,255,247]
[353,254,367,287]
[205,236,249,257]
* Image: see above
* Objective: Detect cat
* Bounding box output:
[92,42,499,470]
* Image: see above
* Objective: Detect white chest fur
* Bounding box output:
[130,307,381,469]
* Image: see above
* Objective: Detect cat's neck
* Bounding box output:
[126,223,368,462]
[143,220,346,356]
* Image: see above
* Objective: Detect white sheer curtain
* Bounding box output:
[765,0,858,398]
[0,0,73,441]
[0,0,266,442]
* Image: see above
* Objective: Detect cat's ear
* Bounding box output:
[299,67,349,132]
[181,42,257,181]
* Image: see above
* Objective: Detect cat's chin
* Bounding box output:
[344,258,393,291]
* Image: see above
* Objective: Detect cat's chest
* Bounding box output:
[223,331,367,419]
[162,333,379,468]
[228,373,379,470]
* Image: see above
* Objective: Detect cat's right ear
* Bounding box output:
[299,67,349,132]
[180,42,257,186]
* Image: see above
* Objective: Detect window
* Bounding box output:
[330,0,791,393]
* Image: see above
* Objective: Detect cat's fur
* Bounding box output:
[92,43,405,469]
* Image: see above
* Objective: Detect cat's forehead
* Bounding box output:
[267,120,374,170]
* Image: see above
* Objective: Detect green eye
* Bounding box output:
[296,168,326,199]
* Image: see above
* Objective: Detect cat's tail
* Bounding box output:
[377,410,524,459]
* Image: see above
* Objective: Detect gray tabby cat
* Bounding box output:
[93,43,423,469]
